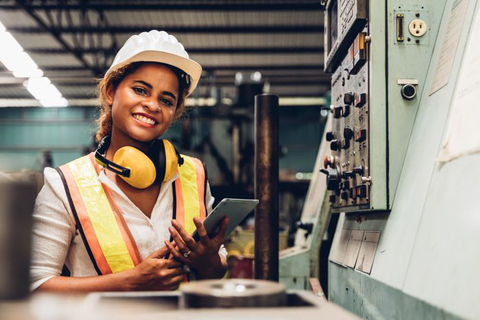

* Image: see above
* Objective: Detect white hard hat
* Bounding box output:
[105,30,202,96]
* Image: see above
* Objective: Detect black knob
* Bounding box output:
[341,192,348,200]
[342,105,351,117]
[329,194,336,203]
[344,92,354,105]
[320,167,341,191]
[401,84,417,100]
[326,131,335,141]
[353,166,364,175]
[297,221,314,237]
[343,127,354,140]
[330,139,339,151]
[333,106,342,118]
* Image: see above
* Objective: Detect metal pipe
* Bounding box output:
[254,94,279,281]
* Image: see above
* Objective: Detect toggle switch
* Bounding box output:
[329,194,337,203]
[355,93,367,108]
[326,131,335,142]
[330,139,340,151]
[320,167,341,191]
[342,105,351,117]
[357,185,368,198]
[353,166,364,175]
[355,129,367,142]
[333,106,343,118]
[344,92,354,105]
[343,127,354,140]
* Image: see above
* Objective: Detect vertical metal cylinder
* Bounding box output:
[254,94,279,281]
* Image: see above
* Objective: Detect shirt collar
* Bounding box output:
[97,169,179,194]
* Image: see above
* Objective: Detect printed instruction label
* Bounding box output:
[429,0,469,95]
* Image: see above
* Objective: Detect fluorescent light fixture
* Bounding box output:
[39,97,69,107]
[0,32,24,58]
[25,77,67,107]
[0,19,68,107]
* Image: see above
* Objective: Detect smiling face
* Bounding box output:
[106,63,179,148]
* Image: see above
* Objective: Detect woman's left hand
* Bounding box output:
[165,216,228,279]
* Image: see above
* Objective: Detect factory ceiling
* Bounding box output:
[0,0,328,108]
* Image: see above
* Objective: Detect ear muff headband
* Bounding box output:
[95,136,131,177]
[94,135,183,189]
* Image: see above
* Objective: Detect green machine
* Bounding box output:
[322,0,443,213]
[281,0,443,288]
[283,0,480,319]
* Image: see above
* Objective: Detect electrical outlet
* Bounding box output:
[409,19,427,37]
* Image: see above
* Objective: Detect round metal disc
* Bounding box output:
[180,279,287,308]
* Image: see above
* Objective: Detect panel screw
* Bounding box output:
[416,39,420,44]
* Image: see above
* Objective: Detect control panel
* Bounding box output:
[322,0,440,212]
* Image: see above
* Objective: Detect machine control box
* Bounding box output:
[322,0,438,212]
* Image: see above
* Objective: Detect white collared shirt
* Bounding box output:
[30,166,221,291]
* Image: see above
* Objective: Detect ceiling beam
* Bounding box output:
[27,46,324,54]
[1,65,326,74]
[9,25,323,34]
[0,2,323,11]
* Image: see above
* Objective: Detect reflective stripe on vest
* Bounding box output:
[58,152,207,275]
[174,155,207,234]
[58,153,142,275]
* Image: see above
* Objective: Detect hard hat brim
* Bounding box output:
[105,50,202,96]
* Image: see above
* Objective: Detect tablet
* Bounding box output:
[192,198,259,241]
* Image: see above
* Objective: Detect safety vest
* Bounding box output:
[56,152,207,275]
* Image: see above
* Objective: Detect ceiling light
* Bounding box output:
[0,19,68,108]
[39,97,69,108]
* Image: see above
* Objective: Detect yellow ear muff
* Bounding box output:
[113,147,156,189]
[162,140,179,181]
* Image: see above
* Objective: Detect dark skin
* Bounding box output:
[39,63,226,292]
[104,63,179,218]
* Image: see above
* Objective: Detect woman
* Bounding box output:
[30,30,228,292]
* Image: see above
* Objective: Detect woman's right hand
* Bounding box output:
[123,245,185,291]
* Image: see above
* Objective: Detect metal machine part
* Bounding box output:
[254,94,279,281]
[322,0,436,212]
[1,286,360,319]
[180,279,287,308]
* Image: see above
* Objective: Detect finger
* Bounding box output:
[164,259,184,269]
[172,220,198,251]
[168,274,186,286]
[165,283,180,291]
[169,226,190,253]
[193,217,210,245]
[147,245,169,259]
[164,266,187,279]
[213,216,229,241]
[164,240,187,263]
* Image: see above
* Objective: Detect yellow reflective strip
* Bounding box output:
[179,156,200,234]
[69,156,135,273]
